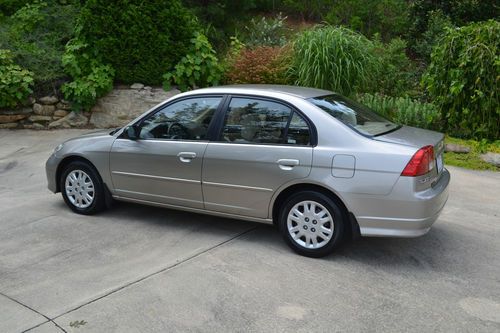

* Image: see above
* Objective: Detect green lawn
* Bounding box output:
[444,136,500,171]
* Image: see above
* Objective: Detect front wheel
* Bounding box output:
[60,161,106,215]
[279,191,345,257]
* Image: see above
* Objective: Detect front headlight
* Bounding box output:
[54,143,64,153]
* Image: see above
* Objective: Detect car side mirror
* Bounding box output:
[125,125,139,140]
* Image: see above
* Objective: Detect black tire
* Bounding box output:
[60,161,106,215]
[278,191,345,258]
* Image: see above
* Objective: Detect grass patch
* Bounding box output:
[444,136,500,171]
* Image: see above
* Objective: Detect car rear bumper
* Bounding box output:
[355,168,450,237]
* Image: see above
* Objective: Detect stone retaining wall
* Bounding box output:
[0,96,80,129]
[0,84,179,130]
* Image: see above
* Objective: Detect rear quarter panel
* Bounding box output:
[272,98,418,216]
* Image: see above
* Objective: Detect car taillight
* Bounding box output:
[401,145,435,177]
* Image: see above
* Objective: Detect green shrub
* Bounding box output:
[423,20,499,140]
[243,13,288,47]
[357,93,439,130]
[224,45,292,85]
[372,36,420,97]
[75,0,199,85]
[413,10,454,61]
[408,0,498,59]
[291,26,379,96]
[0,49,33,108]
[163,33,223,92]
[61,40,114,111]
[0,1,78,91]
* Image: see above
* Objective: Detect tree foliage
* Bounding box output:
[325,0,409,41]
[0,0,31,16]
[408,0,499,57]
[423,20,500,140]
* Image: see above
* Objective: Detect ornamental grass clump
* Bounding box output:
[291,26,379,96]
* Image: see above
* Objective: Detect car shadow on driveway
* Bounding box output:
[86,200,465,272]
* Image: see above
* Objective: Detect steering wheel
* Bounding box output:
[167,122,189,139]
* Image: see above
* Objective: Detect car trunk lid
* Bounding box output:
[374,125,445,175]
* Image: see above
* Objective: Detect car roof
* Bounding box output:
[182,85,333,99]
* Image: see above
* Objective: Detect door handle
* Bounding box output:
[277,159,299,170]
[177,152,196,163]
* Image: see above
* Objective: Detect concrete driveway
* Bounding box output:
[1,129,499,333]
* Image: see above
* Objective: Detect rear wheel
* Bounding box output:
[60,161,106,215]
[279,191,345,257]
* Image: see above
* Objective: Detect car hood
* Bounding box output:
[375,126,444,154]
[63,129,114,143]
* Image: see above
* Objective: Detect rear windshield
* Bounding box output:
[308,94,399,136]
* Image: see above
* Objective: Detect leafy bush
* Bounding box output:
[291,26,379,96]
[75,0,199,85]
[357,93,439,130]
[408,0,498,58]
[226,36,246,62]
[163,33,223,91]
[0,49,33,108]
[243,13,288,47]
[409,0,498,36]
[0,1,78,93]
[224,46,292,85]
[61,40,114,112]
[372,36,420,97]
[412,10,453,61]
[423,20,499,140]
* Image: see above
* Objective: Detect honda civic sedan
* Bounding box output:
[46,85,450,257]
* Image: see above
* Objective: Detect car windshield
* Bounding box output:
[308,94,399,136]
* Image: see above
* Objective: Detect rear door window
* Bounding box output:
[221,97,310,145]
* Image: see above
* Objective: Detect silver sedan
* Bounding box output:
[46,85,450,257]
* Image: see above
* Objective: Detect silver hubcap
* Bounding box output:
[287,200,334,249]
[65,170,94,209]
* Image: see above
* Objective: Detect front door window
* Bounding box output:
[139,97,221,140]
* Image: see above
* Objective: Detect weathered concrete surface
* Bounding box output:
[0,294,47,332]
[0,129,499,332]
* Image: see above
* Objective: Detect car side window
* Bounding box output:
[287,112,310,145]
[222,98,293,144]
[139,97,221,140]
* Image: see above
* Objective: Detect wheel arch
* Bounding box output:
[55,155,101,193]
[271,183,360,240]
